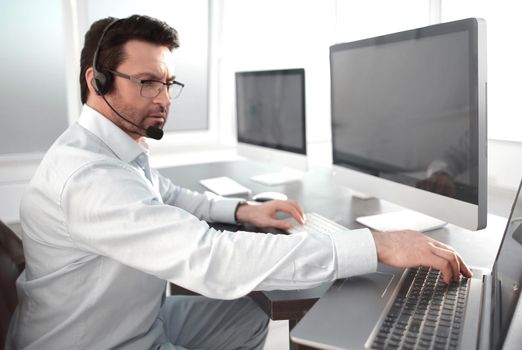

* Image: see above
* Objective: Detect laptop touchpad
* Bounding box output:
[338,272,395,298]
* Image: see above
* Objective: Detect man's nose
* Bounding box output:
[154,87,171,109]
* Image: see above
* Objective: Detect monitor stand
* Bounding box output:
[250,167,304,186]
[356,210,447,233]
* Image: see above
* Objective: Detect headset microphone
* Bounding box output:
[101,95,164,140]
[144,124,164,140]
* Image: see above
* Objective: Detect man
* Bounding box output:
[7,15,471,350]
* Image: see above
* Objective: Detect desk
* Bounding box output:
[158,160,507,349]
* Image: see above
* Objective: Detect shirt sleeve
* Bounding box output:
[154,168,242,224]
[62,160,378,299]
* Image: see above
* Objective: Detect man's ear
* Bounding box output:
[85,67,96,94]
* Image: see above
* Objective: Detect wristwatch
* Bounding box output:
[234,200,248,223]
[234,200,260,223]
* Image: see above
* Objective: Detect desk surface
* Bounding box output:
[159,160,507,321]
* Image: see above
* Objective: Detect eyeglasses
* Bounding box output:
[108,69,184,99]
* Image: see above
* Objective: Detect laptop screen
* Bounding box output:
[491,180,522,349]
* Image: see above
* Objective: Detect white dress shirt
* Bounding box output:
[7,105,377,349]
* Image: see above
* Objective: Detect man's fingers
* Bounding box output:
[280,199,305,222]
[430,243,460,282]
[286,199,306,219]
[431,240,472,278]
[247,199,305,229]
[458,255,473,278]
[428,255,455,284]
[431,240,451,250]
[268,218,292,231]
[271,200,305,224]
[454,254,472,278]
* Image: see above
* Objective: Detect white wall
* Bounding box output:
[488,140,522,190]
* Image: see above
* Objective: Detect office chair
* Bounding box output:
[0,220,24,347]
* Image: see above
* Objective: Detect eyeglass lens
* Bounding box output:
[141,82,183,99]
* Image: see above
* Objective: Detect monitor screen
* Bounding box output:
[236,69,306,155]
[330,18,487,229]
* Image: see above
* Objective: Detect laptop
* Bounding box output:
[291,179,522,350]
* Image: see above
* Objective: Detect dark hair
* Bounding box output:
[79,14,179,104]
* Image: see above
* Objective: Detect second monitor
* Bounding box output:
[235,68,307,185]
[330,18,487,231]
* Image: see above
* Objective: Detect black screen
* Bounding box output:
[236,69,306,155]
[491,182,522,349]
[330,19,484,204]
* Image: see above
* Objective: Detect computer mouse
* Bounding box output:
[252,191,288,202]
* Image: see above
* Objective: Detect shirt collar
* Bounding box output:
[78,104,148,163]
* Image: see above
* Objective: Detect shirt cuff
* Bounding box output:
[209,197,245,224]
[330,228,378,278]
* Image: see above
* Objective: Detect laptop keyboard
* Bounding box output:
[371,266,469,350]
[286,212,348,235]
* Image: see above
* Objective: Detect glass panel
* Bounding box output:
[0,0,69,154]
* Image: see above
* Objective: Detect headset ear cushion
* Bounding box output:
[93,69,111,95]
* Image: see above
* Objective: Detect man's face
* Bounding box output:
[107,40,175,140]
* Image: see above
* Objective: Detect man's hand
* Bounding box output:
[372,230,472,284]
[236,200,305,231]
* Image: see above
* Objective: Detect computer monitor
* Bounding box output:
[330,18,487,231]
[235,69,307,185]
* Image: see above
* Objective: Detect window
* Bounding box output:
[0,0,68,155]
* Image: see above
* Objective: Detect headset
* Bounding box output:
[92,18,122,96]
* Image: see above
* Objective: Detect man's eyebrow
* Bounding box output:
[135,72,176,81]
